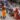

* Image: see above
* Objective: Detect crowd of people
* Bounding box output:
[0,0,20,20]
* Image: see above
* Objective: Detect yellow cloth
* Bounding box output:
[2,10,6,16]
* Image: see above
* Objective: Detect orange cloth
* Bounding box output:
[2,10,6,16]
[14,12,17,17]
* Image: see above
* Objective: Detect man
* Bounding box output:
[2,3,6,19]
